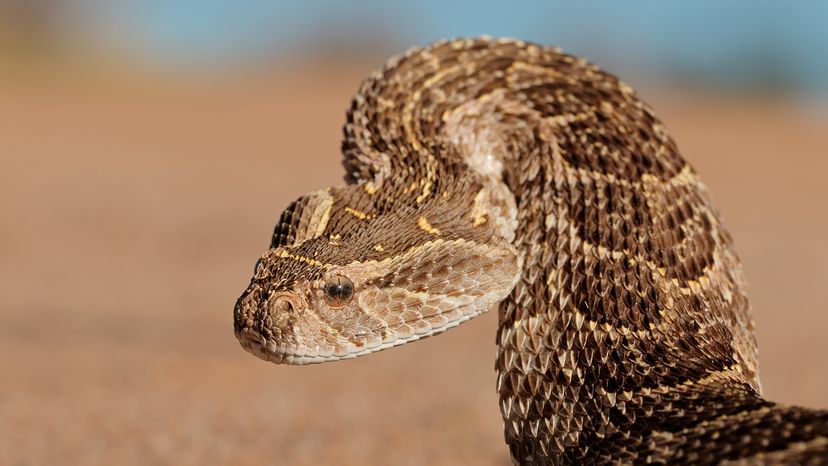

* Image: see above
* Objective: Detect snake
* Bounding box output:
[233,38,828,464]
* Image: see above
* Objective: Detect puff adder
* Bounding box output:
[233,37,828,465]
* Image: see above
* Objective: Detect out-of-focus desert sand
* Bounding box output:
[1,67,827,466]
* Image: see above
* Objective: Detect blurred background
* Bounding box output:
[1,1,827,465]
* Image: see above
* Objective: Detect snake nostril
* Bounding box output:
[270,296,293,315]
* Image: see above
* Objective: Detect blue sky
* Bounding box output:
[86,1,828,93]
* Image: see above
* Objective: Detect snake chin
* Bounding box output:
[235,330,343,365]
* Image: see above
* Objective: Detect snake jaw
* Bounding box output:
[236,307,491,365]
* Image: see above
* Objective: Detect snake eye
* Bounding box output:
[323,275,354,308]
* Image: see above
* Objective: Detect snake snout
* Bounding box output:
[234,284,301,341]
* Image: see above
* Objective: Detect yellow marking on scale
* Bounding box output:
[472,213,488,227]
[417,216,441,236]
[344,207,373,220]
[373,243,384,252]
[315,203,332,237]
[416,179,433,204]
[328,233,342,245]
[641,173,660,184]
[363,182,378,195]
[276,249,328,268]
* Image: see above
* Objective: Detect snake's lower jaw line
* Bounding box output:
[236,331,304,365]
[235,302,494,365]
[235,326,354,365]
[239,340,358,365]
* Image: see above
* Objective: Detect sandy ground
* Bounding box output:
[1,67,827,465]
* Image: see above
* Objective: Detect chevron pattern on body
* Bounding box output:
[234,38,828,465]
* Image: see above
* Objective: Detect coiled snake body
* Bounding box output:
[234,38,828,464]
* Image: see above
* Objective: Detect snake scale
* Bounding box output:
[233,38,828,464]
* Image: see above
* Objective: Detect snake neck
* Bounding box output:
[483,91,764,462]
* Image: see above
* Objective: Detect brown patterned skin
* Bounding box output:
[233,38,828,464]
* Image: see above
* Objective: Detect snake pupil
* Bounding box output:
[323,275,354,307]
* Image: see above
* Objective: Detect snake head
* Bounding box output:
[234,236,521,365]
[234,168,520,364]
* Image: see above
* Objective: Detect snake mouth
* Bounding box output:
[235,306,488,366]
[235,328,361,365]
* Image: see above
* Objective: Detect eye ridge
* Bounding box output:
[323,275,354,307]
